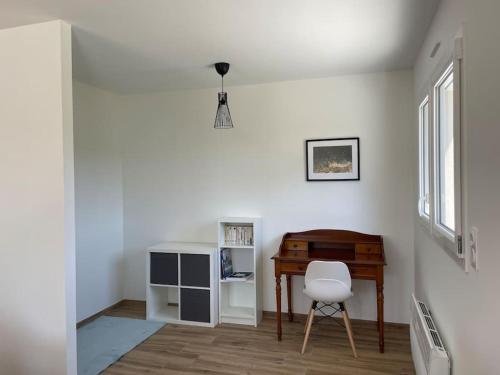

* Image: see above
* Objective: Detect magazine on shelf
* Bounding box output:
[220,248,233,279]
[224,271,253,281]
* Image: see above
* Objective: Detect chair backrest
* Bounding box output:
[304,261,351,289]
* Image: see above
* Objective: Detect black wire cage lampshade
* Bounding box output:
[214,62,234,129]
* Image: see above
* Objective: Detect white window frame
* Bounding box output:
[418,96,431,221]
[432,63,456,240]
[417,36,464,260]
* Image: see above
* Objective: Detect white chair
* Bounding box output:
[301,261,357,357]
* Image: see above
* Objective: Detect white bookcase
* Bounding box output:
[146,242,219,328]
[218,217,262,327]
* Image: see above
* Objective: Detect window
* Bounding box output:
[417,36,463,259]
[418,96,430,218]
[434,64,455,233]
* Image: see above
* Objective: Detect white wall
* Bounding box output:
[73,81,124,322]
[0,21,76,375]
[119,71,415,323]
[414,0,500,373]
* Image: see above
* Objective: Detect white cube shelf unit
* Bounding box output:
[218,217,262,326]
[146,242,219,327]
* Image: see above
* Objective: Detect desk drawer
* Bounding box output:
[283,250,308,259]
[349,265,376,279]
[281,262,307,273]
[355,244,381,255]
[284,240,308,251]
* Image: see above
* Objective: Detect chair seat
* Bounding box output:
[303,279,352,303]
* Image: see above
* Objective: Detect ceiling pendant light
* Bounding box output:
[214,62,234,129]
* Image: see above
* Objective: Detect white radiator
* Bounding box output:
[410,294,450,375]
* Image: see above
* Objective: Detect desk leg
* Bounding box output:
[376,277,384,353]
[286,275,293,322]
[276,276,282,341]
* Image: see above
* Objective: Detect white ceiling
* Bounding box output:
[0,0,439,94]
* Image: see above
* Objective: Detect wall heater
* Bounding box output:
[410,294,450,375]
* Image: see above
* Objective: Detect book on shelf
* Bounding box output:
[224,225,253,246]
[224,271,253,281]
[220,248,233,279]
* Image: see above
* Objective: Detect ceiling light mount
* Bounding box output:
[215,62,230,77]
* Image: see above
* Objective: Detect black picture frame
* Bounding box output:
[305,137,360,181]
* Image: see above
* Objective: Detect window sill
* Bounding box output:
[417,213,430,231]
[416,213,466,271]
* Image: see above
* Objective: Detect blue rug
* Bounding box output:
[77,316,165,375]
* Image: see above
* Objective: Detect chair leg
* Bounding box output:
[341,304,358,358]
[304,301,315,333]
[301,301,316,354]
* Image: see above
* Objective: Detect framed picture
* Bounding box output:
[306,138,360,181]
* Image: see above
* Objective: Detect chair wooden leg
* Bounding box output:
[301,302,316,354]
[304,301,315,333]
[342,306,358,358]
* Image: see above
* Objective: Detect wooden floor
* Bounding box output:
[100,300,414,375]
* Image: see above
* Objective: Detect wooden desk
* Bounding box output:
[271,229,386,353]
